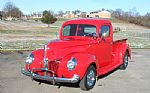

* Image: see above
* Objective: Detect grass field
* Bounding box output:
[0,18,150,51]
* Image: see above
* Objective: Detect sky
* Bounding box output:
[0,0,150,15]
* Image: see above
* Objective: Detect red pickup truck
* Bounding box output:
[21,18,131,90]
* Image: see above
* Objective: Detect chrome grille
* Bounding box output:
[44,58,48,70]
[48,61,59,76]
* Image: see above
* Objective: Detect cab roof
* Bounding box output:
[63,18,111,26]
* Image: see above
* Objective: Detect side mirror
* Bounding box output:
[55,31,59,39]
[101,32,107,39]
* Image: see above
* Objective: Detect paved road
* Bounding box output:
[0,49,150,93]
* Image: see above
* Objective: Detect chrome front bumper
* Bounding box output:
[21,68,80,83]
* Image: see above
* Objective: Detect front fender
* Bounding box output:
[25,49,44,71]
[58,52,98,80]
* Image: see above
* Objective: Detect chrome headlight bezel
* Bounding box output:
[67,57,77,70]
[25,53,34,64]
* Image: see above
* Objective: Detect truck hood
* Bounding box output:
[47,39,93,49]
[45,38,95,60]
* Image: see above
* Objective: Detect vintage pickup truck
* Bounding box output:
[21,18,131,90]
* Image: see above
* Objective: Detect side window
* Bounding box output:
[62,25,70,36]
[62,24,77,36]
[100,25,110,38]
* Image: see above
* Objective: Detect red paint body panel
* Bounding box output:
[25,19,131,80]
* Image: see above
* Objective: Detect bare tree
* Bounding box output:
[74,10,81,15]
[112,8,150,28]
[0,11,3,20]
[129,7,139,17]
[3,1,23,18]
[58,10,64,17]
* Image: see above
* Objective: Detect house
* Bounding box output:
[63,11,76,19]
[88,11,111,18]
[5,16,16,21]
[76,12,87,18]
[21,15,28,20]
[62,11,87,19]
[30,12,43,19]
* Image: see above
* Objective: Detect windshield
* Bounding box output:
[62,24,97,37]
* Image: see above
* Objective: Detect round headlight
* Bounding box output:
[25,54,34,64]
[67,57,77,70]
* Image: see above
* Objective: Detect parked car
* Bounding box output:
[21,18,131,90]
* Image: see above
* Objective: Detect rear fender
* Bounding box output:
[59,52,98,80]
[113,40,131,64]
[120,44,131,60]
[126,45,131,59]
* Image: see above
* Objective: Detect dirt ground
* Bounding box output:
[0,49,150,93]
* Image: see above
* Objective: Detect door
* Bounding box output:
[96,25,112,67]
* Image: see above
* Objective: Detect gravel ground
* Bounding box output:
[0,49,150,93]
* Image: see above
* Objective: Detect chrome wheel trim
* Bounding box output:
[124,54,128,67]
[87,70,95,87]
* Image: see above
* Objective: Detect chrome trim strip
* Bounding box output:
[44,45,48,69]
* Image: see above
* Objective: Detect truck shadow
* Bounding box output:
[97,67,118,80]
[34,68,120,89]
[34,79,80,89]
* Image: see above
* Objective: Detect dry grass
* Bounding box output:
[0,20,65,51]
[1,19,150,51]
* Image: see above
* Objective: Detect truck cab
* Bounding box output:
[21,18,131,91]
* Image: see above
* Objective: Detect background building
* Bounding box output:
[30,12,43,19]
[76,12,87,18]
[63,11,76,18]
[88,11,111,18]
[60,11,87,19]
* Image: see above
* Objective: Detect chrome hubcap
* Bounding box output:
[87,70,95,87]
[124,55,128,67]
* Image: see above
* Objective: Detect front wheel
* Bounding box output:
[119,52,129,70]
[79,65,96,91]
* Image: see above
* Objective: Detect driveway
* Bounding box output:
[0,49,150,93]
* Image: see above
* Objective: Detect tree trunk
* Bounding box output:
[48,24,50,28]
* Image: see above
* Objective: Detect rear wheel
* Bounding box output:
[119,52,129,70]
[79,65,96,91]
